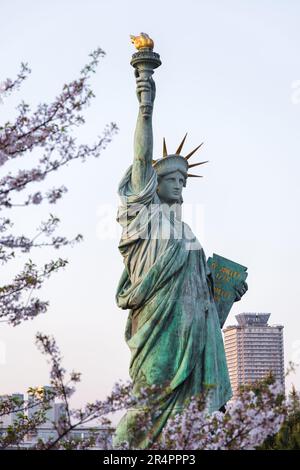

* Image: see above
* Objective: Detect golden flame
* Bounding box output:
[130,32,154,50]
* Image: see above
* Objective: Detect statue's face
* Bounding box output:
[157,170,186,203]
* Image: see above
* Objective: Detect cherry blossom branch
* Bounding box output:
[0,63,31,103]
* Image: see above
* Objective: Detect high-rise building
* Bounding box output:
[0,393,24,427]
[27,385,56,428]
[223,313,284,398]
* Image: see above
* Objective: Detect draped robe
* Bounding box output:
[113,164,232,449]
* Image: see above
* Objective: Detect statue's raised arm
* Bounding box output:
[131,72,156,193]
[130,33,161,194]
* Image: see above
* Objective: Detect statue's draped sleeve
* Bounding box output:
[115,163,171,301]
[116,163,158,240]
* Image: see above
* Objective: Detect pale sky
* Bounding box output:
[1,0,300,420]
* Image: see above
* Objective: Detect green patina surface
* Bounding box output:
[113,164,233,449]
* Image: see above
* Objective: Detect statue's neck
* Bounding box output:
[158,197,183,222]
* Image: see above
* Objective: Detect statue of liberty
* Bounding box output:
[113,33,248,449]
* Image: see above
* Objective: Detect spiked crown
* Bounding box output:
[152,133,208,180]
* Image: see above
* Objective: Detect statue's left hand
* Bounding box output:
[234,280,248,302]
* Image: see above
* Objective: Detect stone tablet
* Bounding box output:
[207,253,248,328]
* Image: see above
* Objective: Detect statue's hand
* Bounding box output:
[234,280,248,302]
[135,69,156,106]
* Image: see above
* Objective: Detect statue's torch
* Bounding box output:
[130,32,162,118]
